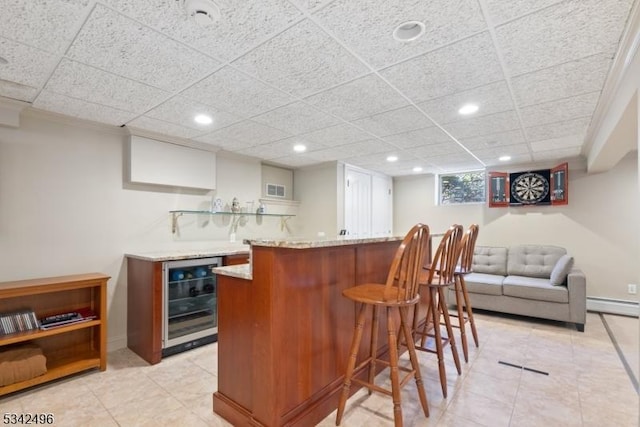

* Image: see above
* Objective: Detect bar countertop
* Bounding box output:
[243,235,403,249]
[124,243,250,261]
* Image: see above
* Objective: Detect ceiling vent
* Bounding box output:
[181,0,221,27]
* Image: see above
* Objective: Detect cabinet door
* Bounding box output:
[371,174,392,236]
[550,162,568,205]
[488,171,509,207]
[344,168,372,237]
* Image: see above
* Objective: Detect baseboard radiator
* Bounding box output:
[587,297,639,317]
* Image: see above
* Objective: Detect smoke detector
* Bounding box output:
[181,0,221,27]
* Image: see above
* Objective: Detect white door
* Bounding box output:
[344,168,371,237]
[371,174,392,236]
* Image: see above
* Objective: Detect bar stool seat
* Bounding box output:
[336,224,431,427]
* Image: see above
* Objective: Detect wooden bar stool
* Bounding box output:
[450,224,480,362]
[336,224,431,427]
[413,225,463,398]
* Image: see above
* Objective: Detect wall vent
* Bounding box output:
[266,183,286,198]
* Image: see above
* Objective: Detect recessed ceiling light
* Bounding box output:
[499,155,511,162]
[458,103,479,115]
[413,166,423,173]
[392,21,426,42]
[194,114,213,125]
[0,56,8,65]
[293,144,306,153]
[183,0,221,28]
[386,155,398,162]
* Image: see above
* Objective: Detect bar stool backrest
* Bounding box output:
[458,224,480,273]
[385,223,430,302]
[425,224,463,285]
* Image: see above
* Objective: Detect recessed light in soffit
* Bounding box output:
[393,21,426,42]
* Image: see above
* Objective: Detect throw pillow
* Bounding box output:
[550,255,574,285]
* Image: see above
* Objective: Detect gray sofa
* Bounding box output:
[447,245,586,331]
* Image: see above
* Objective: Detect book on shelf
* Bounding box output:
[0,310,39,336]
[39,307,97,330]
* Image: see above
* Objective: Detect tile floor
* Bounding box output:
[1,311,638,426]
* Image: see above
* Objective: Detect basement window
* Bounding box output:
[438,170,486,205]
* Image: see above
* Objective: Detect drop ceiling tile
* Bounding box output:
[252,101,341,135]
[495,0,633,76]
[193,133,254,151]
[0,0,91,53]
[343,150,405,167]
[380,32,503,103]
[231,19,368,98]
[444,110,520,140]
[428,152,483,168]
[459,129,526,150]
[290,0,336,11]
[367,159,424,177]
[511,54,611,107]
[483,153,531,168]
[104,0,302,62]
[268,154,325,169]
[0,37,59,88]
[304,74,409,121]
[126,116,203,139]
[383,126,451,149]
[33,90,136,126]
[235,138,321,160]
[66,4,220,92]
[520,92,600,128]
[314,0,486,69]
[45,59,170,113]
[474,143,531,162]
[526,116,591,142]
[334,139,397,156]
[144,96,243,132]
[532,146,582,161]
[484,0,563,24]
[196,120,290,147]
[406,141,468,159]
[299,123,372,147]
[180,66,295,117]
[351,106,434,138]
[0,80,38,102]
[417,80,514,125]
[530,135,584,152]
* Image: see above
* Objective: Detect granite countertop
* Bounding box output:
[125,243,250,261]
[213,264,252,280]
[243,235,403,249]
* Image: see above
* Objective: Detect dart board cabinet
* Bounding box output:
[488,162,568,208]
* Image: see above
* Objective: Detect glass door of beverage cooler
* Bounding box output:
[162,257,221,355]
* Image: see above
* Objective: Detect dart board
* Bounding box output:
[509,170,551,205]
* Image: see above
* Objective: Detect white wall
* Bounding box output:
[0,111,296,350]
[394,153,639,301]
[293,162,339,238]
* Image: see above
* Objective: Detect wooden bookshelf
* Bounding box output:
[0,273,109,396]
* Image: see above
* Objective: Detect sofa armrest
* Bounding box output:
[567,269,586,326]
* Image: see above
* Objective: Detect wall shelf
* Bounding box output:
[169,210,295,234]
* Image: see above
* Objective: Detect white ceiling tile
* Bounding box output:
[0,37,59,88]
[526,116,591,142]
[0,80,38,102]
[483,153,532,168]
[304,74,408,121]
[417,80,514,125]
[235,138,321,160]
[231,19,369,97]
[0,0,91,53]
[383,126,451,149]
[484,0,564,25]
[66,5,220,91]
[180,66,295,117]
[428,152,484,168]
[193,133,254,151]
[380,32,504,103]
[334,139,397,156]
[532,146,582,161]
[267,154,325,169]
[126,116,203,139]
[511,54,611,107]
[314,0,486,69]
[144,96,243,132]
[406,141,469,159]
[444,110,521,139]
[290,0,336,12]
[104,0,303,62]
[33,90,136,126]
[530,135,584,152]
[474,143,531,162]
[351,106,434,138]
[520,92,600,128]
[252,101,341,134]
[299,123,372,147]
[45,59,170,113]
[196,120,290,147]
[459,129,526,150]
[495,0,634,76]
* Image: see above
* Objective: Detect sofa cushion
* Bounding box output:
[507,245,566,278]
[503,275,569,303]
[472,246,508,276]
[550,255,574,285]
[462,273,504,295]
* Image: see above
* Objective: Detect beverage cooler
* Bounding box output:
[162,257,222,356]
